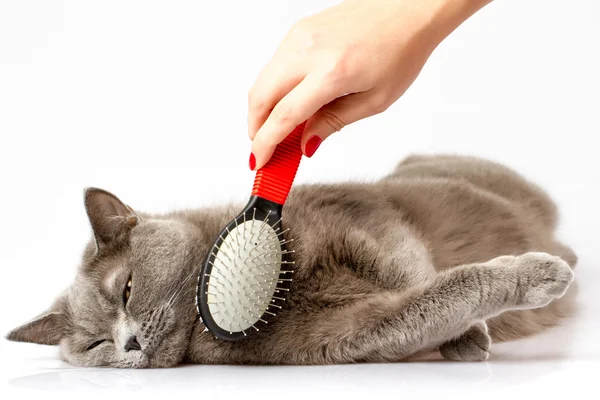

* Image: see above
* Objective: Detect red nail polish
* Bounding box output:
[305,136,322,158]
[249,153,256,170]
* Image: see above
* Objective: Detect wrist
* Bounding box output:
[420,0,493,49]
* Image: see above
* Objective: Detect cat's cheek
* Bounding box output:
[58,339,75,365]
[58,338,86,367]
[59,340,97,367]
[147,328,190,368]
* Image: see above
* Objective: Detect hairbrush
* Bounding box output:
[196,122,306,340]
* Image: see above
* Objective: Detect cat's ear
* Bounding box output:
[84,187,139,251]
[6,296,68,345]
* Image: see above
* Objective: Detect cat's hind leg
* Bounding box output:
[439,321,491,361]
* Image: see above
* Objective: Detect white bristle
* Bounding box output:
[206,219,287,333]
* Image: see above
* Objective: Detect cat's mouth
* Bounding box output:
[118,347,149,368]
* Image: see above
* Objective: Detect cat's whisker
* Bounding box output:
[163,272,186,305]
[167,269,198,307]
[166,269,196,307]
[167,280,192,308]
[170,285,197,308]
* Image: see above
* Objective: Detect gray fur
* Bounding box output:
[6,154,577,367]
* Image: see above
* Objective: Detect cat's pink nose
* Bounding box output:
[124,336,141,352]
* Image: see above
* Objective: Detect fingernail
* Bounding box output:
[305,136,322,158]
[249,152,256,170]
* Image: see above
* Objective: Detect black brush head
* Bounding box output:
[196,196,294,341]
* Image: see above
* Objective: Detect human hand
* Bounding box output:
[247,0,492,170]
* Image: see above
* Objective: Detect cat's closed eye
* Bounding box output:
[123,276,132,305]
[86,339,105,351]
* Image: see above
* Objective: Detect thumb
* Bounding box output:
[301,90,384,157]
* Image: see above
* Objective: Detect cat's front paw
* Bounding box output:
[510,252,575,309]
[439,322,491,362]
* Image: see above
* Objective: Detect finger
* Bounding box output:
[251,75,341,170]
[301,90,389,157]
[247,49,305,140]
[248,73,303,141]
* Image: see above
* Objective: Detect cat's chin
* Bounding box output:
[142,326,192,368]
[119,351,151,369]
[59,347,151,369]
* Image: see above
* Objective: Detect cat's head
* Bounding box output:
[6,188,208,368]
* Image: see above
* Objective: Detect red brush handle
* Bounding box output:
[251,122,306,205]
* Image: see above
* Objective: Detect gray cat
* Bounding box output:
[6,154,577,368]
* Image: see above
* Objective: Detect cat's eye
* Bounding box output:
[86,339,105,351]
[123,276,132,305]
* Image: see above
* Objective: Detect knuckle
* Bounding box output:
[320,110,346,132]
[323,62,345,85]
[272,101,294,125]
[369,93,391,114]
[292,20,320,50]
[323,53,352,83]
[248,87,265,110]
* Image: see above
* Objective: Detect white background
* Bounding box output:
[0,0,599,399]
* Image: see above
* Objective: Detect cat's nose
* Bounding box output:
[124,336,142,352]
